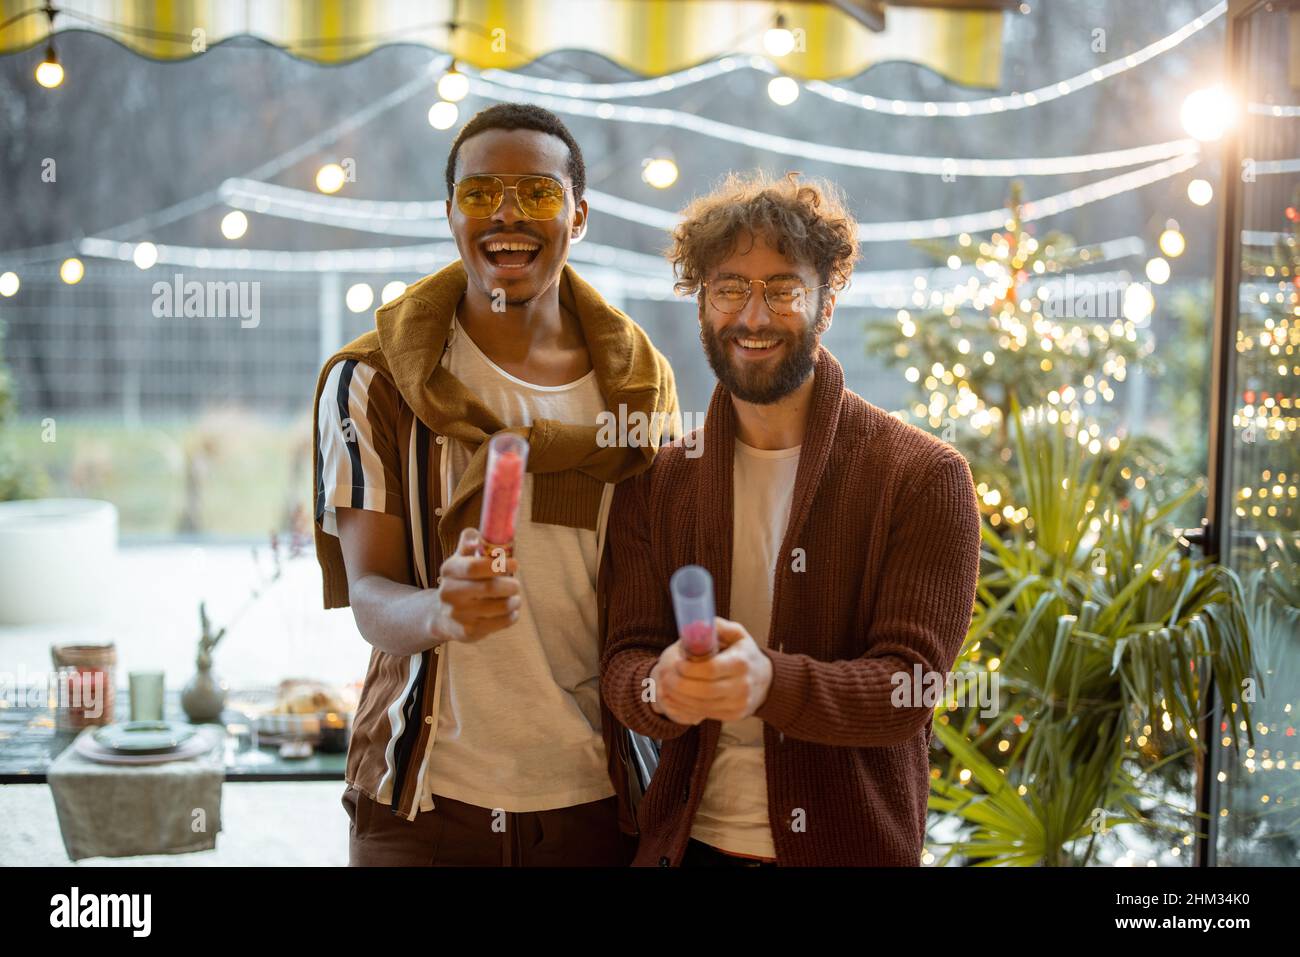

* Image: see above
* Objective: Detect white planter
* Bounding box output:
[0,499,119,625]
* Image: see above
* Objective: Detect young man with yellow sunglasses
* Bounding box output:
[311,103,678,865]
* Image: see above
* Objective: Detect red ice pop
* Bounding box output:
[679,618,718,659]
[479,433,527,562]
[670,565,718,660]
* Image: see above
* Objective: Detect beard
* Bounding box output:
[701,310,820,405]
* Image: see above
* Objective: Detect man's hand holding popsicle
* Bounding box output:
[648,565,773,725]
[433,527,521,643]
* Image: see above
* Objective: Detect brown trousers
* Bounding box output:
[342,785,634,866]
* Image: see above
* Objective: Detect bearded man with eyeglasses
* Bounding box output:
[600,172,982,866]
[310,103,679,866]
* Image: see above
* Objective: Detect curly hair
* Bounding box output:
[667,171,859,297]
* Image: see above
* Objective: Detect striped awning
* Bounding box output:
[0,0,1008,84]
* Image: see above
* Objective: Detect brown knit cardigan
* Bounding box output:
[600,347,982,866]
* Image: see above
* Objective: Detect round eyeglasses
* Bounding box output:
[701,277,829,316]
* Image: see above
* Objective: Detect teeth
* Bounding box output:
[484,241,540,252]
[737,337,777,349]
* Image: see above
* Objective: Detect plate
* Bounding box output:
[76,727,218,766]
[92,720,198,754]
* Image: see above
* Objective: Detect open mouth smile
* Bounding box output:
[731,335,783,358]
[481,238,543,270]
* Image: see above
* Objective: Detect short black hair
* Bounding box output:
[444,103,586,201]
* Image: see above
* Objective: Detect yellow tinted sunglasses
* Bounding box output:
[453,174,573,220]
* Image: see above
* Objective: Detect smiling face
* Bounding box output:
[446,128,587,307]
[699,230,832,404]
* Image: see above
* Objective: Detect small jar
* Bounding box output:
[51,643,116,731]
[319,711,349,753]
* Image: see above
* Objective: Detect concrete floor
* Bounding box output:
[0,781,349,865]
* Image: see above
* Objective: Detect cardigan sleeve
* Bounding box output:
[753,448,982,747]
[600,469,694,742]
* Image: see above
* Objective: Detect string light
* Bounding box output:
[1159,225,1186,257]
[1181,84,1237,141]
[471,75,1200,177]
[763,15,796,57]
[472,3,1227,119]
[59,257,84,284]
[34,43,62,88]
[1187,178,1214,206]
[219,210,248,240]
[218,169,1178,258]
[0,271,19,296]
[1123,282,1155,322]
[427,100,458,130]
[380,280,407,304]
[315,163,347,194]
[131,241,158,270]
[345,283,374,313]
[437,62,469,103]
[1145,257,1171,284]
[33,3,62,89]
[641,157,678,189]
[767,76,799,106]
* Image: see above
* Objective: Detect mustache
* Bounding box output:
[477,227,548,244]
[716,327,794,343]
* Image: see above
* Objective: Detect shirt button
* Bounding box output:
[424,715,434,725]
[435,436,445,445]
[436,576,443,586]
[434,506,443,516]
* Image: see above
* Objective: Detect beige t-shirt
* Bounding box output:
[422,316,615,812]
[689,439,801,858]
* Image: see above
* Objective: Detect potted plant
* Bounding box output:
[927,401,1256,865]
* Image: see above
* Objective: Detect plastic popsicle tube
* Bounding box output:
[478,432,527,566]
[670,564,718,660]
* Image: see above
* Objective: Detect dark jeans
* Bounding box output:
[342,785,633,866]
[680,837,778,868]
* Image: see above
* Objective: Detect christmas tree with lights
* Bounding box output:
[1233,188,1300,538]
[865,182,1156,526]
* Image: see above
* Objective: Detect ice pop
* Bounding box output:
[670,565,718,660]
[478,433,527,564]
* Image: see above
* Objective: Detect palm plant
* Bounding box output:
[927,400,1256,865]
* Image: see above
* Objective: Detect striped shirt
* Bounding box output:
[316,334,617,816]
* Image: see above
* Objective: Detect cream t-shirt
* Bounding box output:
[423,316,615,812]
[689,439,801,858]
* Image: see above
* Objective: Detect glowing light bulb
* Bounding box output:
[1159,228,1186,258]
[346,283,374,313]
[221,210,249,240]
[1123,282,1154,322]
[316,163,346,194]
[381,281,407,304]
[641,157,678,189]
[1145,257,1170,284]
[35,45,62,88]
[59,258,84,284]
[0,272,19,297]
[132,242,159,270]
[428,101,459,130]
[1180,85,1236,141]
[767,76,799,106]
[1187,179,1213,206]
[437,68,469,103]
[764,20,795,57]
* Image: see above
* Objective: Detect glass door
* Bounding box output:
[1205,0,1300,867]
